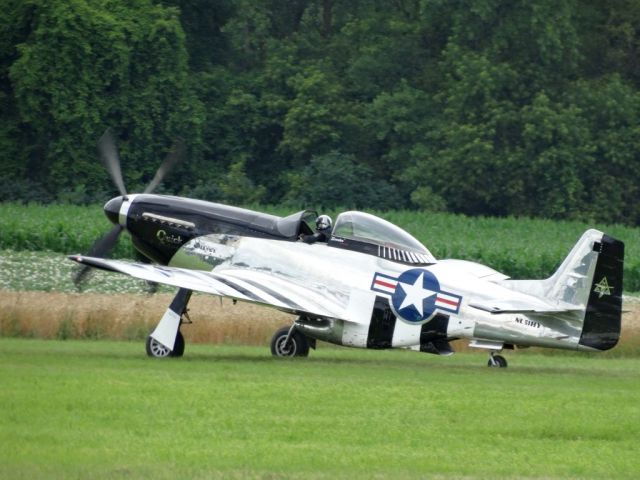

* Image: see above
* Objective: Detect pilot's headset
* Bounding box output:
[316,215,332,232]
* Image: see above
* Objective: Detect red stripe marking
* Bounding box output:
[375,279,396,289]
[436,296,459,307]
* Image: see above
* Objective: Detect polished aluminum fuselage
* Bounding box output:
[168,234,587,351]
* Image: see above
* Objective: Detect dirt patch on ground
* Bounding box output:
[1,290,639,351]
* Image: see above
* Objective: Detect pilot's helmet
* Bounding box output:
[316,214,332,232]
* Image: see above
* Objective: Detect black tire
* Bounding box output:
[170,331,185,357]
[270,326,310,357]
[487,354,508,368]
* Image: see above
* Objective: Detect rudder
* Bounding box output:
[579,234,624,351]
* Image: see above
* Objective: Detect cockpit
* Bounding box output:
[276,208,435,265]
[328,211,436,265]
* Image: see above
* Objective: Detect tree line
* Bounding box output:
[1,0,639,225]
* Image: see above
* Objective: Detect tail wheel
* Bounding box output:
[487,354,507,368]
[270,326,310,357]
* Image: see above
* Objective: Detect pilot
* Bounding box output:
[300,214,332,244]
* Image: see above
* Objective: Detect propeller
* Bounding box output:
[72,129,183,290]
[98,129,127,197]
[144,139,185,194]
[72,224,123,287]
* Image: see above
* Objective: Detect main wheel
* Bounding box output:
[270,326,310,357]
[146,332,185,358]
[487,354,508,368]
[146,335,172,358]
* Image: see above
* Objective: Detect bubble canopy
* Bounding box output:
[332,211,435,262]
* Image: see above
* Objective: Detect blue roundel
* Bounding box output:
[391,268,441,323]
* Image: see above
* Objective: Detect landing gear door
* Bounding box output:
[342,289,377,347]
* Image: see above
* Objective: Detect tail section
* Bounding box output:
[546,230,623,350]
[504,229,623,351]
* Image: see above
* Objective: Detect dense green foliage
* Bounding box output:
[1,202,639,291]
[1,340,639,479]
[0,203,136,257]
[1,1,640,224]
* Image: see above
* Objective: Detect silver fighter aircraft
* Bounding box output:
[70,193,624,368]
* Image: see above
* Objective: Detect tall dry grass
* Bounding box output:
[1,290,639,355]
[0,291,292,346]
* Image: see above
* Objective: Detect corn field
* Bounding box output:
[1,202,639,290]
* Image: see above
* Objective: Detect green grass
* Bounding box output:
[1,339,639,479]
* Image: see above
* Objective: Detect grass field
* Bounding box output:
[1,339,639,479]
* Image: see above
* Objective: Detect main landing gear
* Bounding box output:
[146,288,192,358]
[146,331,185,358]
[270,323,311,357]
[487,352,508,368]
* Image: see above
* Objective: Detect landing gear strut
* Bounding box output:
[146,288,192,358]
[270,324,310,357]
[487,352,508,368]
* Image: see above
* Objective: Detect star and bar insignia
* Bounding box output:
[371,268,462,324]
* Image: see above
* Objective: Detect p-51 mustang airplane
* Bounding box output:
[70,132,624,367]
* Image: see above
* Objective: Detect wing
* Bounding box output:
[69,255,346,319]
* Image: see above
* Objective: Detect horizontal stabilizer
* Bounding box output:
[469,299,581,315]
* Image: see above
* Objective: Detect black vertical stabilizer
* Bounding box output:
[579,235,624,351]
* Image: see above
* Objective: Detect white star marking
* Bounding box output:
[398,272,437,316]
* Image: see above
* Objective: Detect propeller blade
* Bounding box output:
[144,139,184,194]
[72,224,123,288]
[98,129,127,197]
[86,223,124,257]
